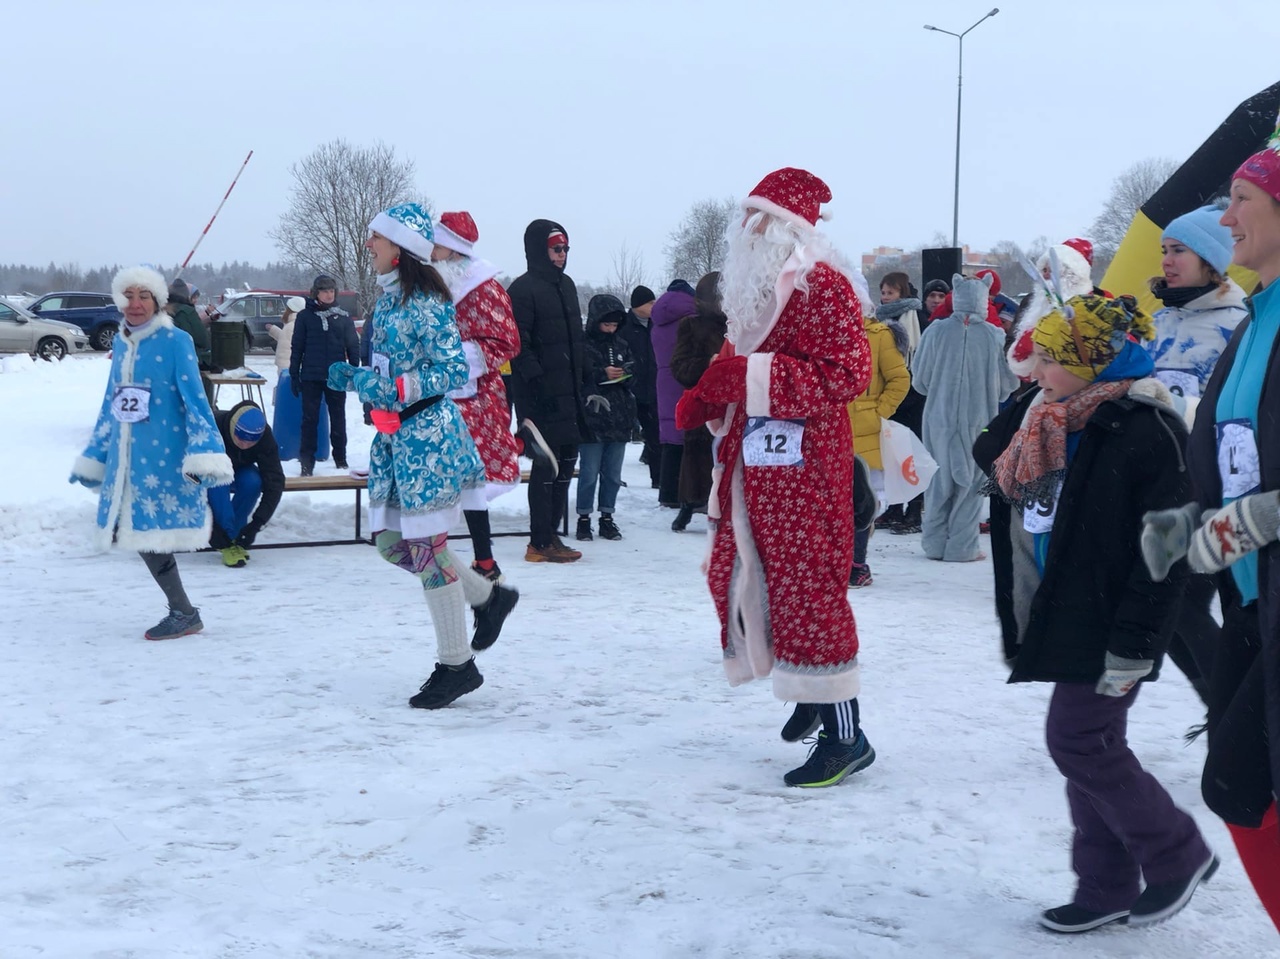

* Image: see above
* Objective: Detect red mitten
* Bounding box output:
[696,354,748,404]
[676,389,714,430]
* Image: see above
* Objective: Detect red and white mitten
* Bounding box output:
[696,355,748,404]
[1187,491,1280,574]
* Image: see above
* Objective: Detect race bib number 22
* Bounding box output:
[111,385,151,423]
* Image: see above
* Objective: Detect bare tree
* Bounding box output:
[666,198,736,283]
[270,139,425,312]
[604,242,648,301]
[1089,158,1179,268]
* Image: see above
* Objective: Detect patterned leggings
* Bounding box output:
[375,530,459,589]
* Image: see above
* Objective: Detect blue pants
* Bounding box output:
[576,442,626,516]
[208,466,262,544]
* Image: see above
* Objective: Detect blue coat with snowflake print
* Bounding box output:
[363,281,484,536]
[72,317,233,553]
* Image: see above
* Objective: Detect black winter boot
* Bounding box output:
[575,516,593,541]
[598,514,622,540]
[671,505,694,532]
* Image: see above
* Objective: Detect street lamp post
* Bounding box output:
[924,7,999,250]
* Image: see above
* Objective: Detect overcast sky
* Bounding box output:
[4,0,1278,289]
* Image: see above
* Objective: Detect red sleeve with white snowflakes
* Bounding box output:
[451,279,521,485]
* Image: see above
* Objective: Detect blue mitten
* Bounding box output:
[351,367,399,407]
[328,361,358,392]
[69,472,101,490]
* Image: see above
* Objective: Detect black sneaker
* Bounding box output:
[576,516,593,541]
[1127,854,1218,926]
[784,730,876,787]
[671,505,693,532]
[598,515,622,540]
[781,703,821,742]
[1039,903,1130,934]
[472,584,519,652]
[517,419,556,472]
[300,462,314,477]
[409,660,484,709]
[335,457,348,470]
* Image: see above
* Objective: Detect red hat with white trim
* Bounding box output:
[1234,112,1280,203]
[434,211,479,256]
[743,167,832,230]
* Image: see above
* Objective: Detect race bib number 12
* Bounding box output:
[742,417,804,467]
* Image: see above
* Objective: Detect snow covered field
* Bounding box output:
[2,353,1277,958]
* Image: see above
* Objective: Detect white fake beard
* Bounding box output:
[721,214,798,348]
[431,255,471,297]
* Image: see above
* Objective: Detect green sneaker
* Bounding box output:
[221,546,247,568]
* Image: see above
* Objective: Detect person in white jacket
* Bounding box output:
[268,295,305,373]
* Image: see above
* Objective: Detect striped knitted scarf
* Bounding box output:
[991,379,1132,510]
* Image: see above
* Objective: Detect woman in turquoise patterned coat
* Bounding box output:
[70,266,233,641]
[328,203,518,709]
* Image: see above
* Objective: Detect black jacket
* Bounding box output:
[290,300,359,383]
[973,384,1190,683]
[507,219,587,447]
[581,294,637,444]
[619,309,656,406]
[214,400,286,530]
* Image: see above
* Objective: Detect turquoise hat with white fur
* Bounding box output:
[368,203,435,263]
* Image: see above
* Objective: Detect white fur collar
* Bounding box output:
[121,314,174,346]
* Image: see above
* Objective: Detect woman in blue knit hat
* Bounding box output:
[1144,204,1249,707]
[327,203,519,709]
[1146,204,1248,400]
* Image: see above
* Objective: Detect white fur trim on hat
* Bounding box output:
[1034,245,1093,296]
[111,266,169,311]
[741,197,824,233]
[286,296,306,314]
[369,210,434,263]
[433,221,475,257]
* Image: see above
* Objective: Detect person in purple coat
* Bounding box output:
[650,279,697,507]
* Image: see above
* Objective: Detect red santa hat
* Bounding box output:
[1235,112,1280,203]
[743,167,832,230]
[434,211,479,256]
[1036,237,1094,287]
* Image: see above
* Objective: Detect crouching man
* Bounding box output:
[208,402,285,566]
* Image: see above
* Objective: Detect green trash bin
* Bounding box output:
[211,319,246,370]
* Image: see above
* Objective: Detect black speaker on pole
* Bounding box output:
[922,247,962,290]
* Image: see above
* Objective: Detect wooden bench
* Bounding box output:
[253,473,372,549]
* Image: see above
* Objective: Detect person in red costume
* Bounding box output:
[676,168,876,788]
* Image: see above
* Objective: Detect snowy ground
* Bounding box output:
[2,352,1277,959]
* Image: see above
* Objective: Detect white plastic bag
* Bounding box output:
[880,418,938,506]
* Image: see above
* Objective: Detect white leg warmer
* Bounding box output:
[448,548,495,608]
[423,579,471,666]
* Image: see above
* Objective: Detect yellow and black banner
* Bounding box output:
[1102,80,1280,315]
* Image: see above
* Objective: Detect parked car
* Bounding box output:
[212,289,363,349]
[26,291,122,352]
[0,300,90,360]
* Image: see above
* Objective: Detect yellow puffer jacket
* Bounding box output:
[847,317,910,470]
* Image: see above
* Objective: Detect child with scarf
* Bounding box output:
[974,293,1216,935]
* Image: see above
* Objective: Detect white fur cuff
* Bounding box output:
[745,353,773,417]
[72,454,106,481]
[183,452,234,486]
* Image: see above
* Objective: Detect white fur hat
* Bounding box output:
[286,295,306,314]
[111,266,169,311]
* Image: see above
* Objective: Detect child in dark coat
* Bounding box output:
[974,293,1215,934]
[576,294,637,541]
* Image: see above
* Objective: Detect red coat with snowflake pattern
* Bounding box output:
[705,263,871,703]
[453,278,520,485]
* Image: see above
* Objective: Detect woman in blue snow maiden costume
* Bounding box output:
[327,203,519,709]
[70,266,233,641]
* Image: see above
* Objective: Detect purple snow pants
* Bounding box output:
[1045,683,1210,912]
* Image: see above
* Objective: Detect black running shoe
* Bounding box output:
[781,703,821,742]
[576,516,593,541]
[784,730,875,787]
[472,584,519,652]
[1039,903,1130,934]
[517,419,556,472]
[409,660,484,709]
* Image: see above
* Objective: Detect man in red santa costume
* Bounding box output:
[1006,237,1099,376]
[677,168,876,787]
[429,211,535,606]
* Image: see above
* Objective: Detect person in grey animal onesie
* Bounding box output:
[911,273,1020,561]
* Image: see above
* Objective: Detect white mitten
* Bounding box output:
[1187,490,1280,574]
[1140,502,1202,581]
[1095,653,1153,697]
